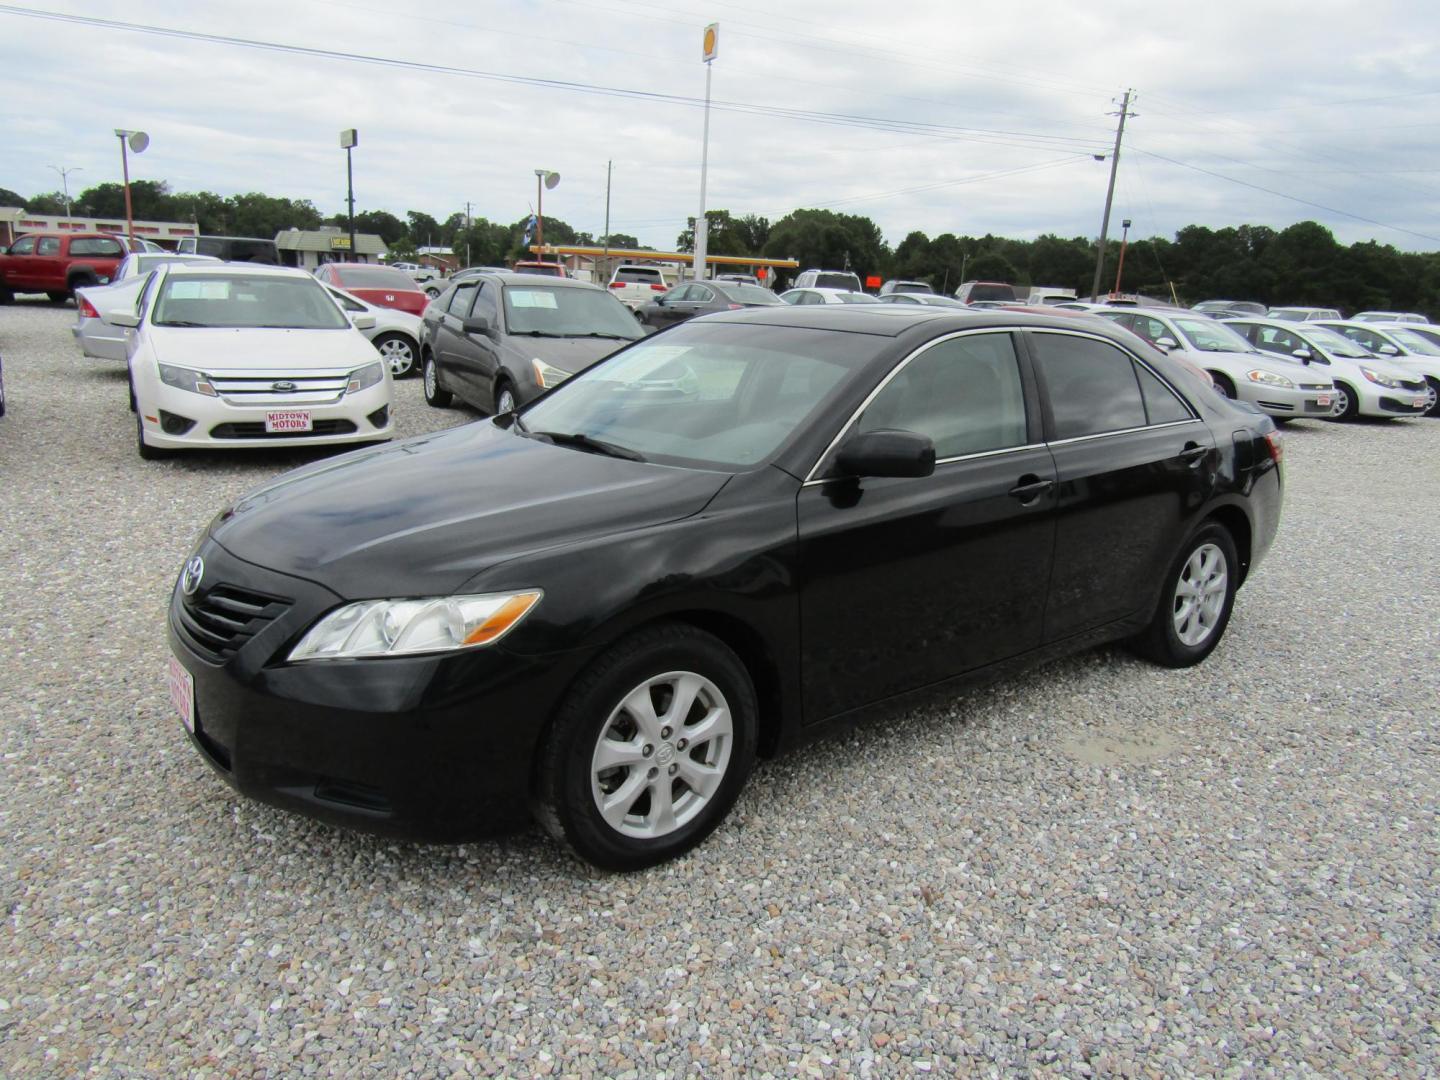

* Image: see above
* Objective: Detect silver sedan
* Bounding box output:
[322,284,425,378]
[72,254,221,361]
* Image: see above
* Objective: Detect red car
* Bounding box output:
[313,263,428,317]
[0,231,131,302]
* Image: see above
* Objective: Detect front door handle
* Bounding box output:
[1180,442,1208,465]
[1008,475,1055,504]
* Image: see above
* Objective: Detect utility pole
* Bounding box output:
[465,200,472,268]
[1089,89,1135,301]
[603,160,612,264]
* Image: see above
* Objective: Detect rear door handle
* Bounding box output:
[1180,442,1208,465]
[1008,475,1055,504]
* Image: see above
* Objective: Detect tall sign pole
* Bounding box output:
[114,130,148,247]
[341,129,358,258]
[1089,89,1134,301]
[693,23,718,282]
[603,160,613,268]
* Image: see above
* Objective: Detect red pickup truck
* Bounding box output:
[0,232,131,302]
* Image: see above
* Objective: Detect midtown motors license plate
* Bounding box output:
[265,409,312,433]
[168,655,195,733]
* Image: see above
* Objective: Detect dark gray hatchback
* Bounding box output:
[420,273,644,415]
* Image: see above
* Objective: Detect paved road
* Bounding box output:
[1,301,1436,1076]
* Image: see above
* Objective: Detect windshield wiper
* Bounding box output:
[155,319,209,327]
[531,431,645,461]
[566,331,635,339]
[515,330,567,337]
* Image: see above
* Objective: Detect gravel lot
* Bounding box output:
[2,299,1437,1077]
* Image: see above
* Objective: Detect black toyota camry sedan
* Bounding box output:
[167,306,1283,869]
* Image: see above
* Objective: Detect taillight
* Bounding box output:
[727,303,743,310]
[1263,430,1283,464]
[79,296,100,319]
[608,282,625,288]
[650,283,666,291]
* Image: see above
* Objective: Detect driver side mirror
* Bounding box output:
[352,314,376,330]
[835,430,936,479]
[1291,347,1312,363]
[1154,337,1179,351]
[102,311,141,328]
[1377,342,1399,355]
[462,315,491,335]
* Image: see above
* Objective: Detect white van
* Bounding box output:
[792,269,863,293]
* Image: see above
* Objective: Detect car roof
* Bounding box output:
[160,263,316,279]
[706,303,1149,338]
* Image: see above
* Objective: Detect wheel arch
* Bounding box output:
[1204,502,1253,586]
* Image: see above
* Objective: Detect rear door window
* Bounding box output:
[37,237,61,256]
[1029,333,1150,439]
[70,237,124,257]
[446,283,477,316]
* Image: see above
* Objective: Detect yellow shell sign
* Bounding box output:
[702,23,718,63]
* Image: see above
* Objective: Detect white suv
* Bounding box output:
[792,269,863,292]
[608,265,675,309]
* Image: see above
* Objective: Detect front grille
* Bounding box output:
[1298,382,1331,391]
[207,368,352,406]
[209,420,357,439]
[1379,396,1426,413]
[176,583,292,662]
[1397,377,1425,392]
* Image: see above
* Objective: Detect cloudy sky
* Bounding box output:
[4,0,1439,251]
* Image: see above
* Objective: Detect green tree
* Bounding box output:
[1027,234,1092,292]
[965,251,1020,284]
[74,180,179,221]
[0,187,25,208]
[762,208,889,281]
[598,233,640,249]
[406,210,442,248]
[328,209,406,245]
[24,191,68,214]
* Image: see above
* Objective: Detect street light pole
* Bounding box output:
[535,168,546,252]
[340,129,358,258]
[47,165,82,223]
[1089,89,1135,301]
[113,129,148,247]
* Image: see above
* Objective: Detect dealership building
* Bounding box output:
[275,227,387,269]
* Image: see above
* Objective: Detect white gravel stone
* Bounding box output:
[0,299,1437,1076]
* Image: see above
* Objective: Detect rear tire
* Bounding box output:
[1129,521,1238,668]
[533,623,758,871]
[373,332,418,378]
[422,352,452,407]
[1331,381,1359,420]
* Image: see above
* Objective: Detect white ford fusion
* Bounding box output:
[112,264,395,458]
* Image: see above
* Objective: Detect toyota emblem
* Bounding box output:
[180,556,204,597]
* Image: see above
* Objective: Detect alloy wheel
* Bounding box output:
[1172,543,1228,647]
[376,335,416,377]
[496,386,516,415]
[589,671,734,840]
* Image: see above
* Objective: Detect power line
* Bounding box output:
[0,5,1106,157]
[1128,144,1440,245]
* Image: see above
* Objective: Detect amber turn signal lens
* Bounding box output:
[462,592,543,646]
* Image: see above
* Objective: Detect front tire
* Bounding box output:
[422,352,452,408]
[1424,377,1440,417]
[534,624,758,871]
[1331,381,1359,420]
[493,379,517,416]
[1130,522,1238,668]
[425,285,442,300]
[1210,373,1235,399]
[135,414,168,460]
[373,332,418,378]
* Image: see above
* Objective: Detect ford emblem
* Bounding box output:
[271,380,298,393]
[180,556,204,597]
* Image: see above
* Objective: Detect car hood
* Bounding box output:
[208,419,730,597]
[150,326,379,370]
[506,334,639,374]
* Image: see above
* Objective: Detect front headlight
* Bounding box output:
[287,590,542,661]
[158,363,216,396]
[1360,366,1400,388]
[1246,369,1294,388]
[347,361,385,393]
[532,358,572,388]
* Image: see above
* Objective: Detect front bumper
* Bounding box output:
[138,380,394,449]
[1238,378,1337,418]
[1356,381,1429,417]
[165,540,593,840]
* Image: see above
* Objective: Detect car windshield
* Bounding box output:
[814,273,861,291]
[891,283,932,294]
[1385,328,1440,355]
[716,284,782,305]
[335,266,418,290]
[503,285,645,339]
[1173,317,1253,353]
[153,274,351,329]
[516,323,876,469]
[966,283,1016,302]
[1300,326,1372,358]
